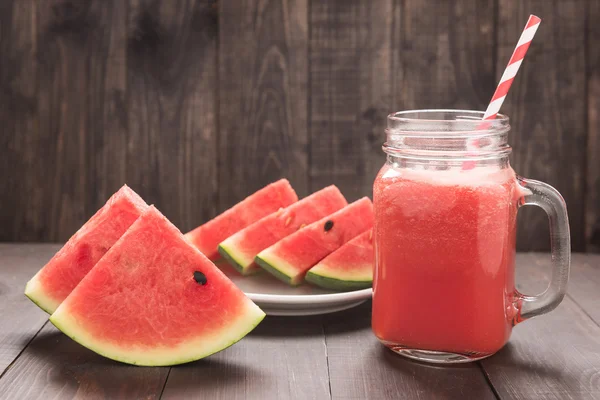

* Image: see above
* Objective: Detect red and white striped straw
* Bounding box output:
[462,15,541,169]
[482,15,541,121]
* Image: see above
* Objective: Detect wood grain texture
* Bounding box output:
[395,0,496,110]
[309,0,392,201]
[587,0,600,253]
[0,0,38,241]
[33,0,129,241]
[126,0,218,232]
[217,0,309,211]
[86,0,129,213]
[553,254,600,326]
[0,324,169,400]
[0,1,596,250]
[0,244,60,376]
[162,316,330,400]
[324,302,496,400]
[497,1,587,252]
[4,245,600,398]
[481,253,600,400]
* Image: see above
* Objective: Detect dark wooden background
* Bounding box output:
[0,0,597,252]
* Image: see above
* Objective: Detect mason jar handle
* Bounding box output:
[514,176,571,323]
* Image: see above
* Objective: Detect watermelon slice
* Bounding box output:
[305,230,373,291]
[49,206,265,366]
[255,198,373,286]
[218,185,347,275]
[185,179,298,260]
[25,185,148,314]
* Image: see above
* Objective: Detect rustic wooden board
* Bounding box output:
[33,0,130,241]
[309,0,393,201]
[587,0,600,253]
[162,316,330,400]
[126,0,218,232]
[0,0,38,241]
[0,1,596,248]
[84,0,129,216]
[323,302,496,400]
[0,324,169,400]
[0,244,60,376]
[217,0,309,210]
[3,246,600,398]
[497,1,587,252]
[396,0,496,110]
[481,253,600,399]
[555,254,600,326]
[0,0,105,241]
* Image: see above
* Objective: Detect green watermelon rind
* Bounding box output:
[49,301,266,367]
[217,244,247,274]
[24,273,59,315]
[305,269,372,291]
[217,244,261,276]
[254,253,299,286]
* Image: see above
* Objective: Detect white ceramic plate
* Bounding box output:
[218,262,372,316]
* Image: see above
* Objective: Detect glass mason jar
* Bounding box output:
[372,110,570,364]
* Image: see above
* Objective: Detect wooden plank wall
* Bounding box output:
[0,0,597,252]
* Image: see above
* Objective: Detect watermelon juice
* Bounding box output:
[372,110,571,364]
[372,165,520,358]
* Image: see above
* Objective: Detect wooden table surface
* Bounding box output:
[1,244,599,400]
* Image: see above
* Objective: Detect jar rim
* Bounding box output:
[384,109,511,161]
[387,109,510,135]
[388,109,509,124]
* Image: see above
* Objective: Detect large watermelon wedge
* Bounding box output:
[25,185,148,314]
[255,198,373,286]
[218,185,347,275]
[305,230,373,291]
[185,179,297,260]
[50,206,265,366]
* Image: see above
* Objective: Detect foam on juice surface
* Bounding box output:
[375,164,522,219]
[379,163,516,188]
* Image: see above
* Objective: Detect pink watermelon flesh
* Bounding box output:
[218,185,348,275]
[255,198,374,286]
[305,230,373,291]
[49,206,265,366]
[25,185,148,314]
[185,179,298,260]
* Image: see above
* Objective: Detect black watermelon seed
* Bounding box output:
[193,271,207,285]
[324,220,334,231]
